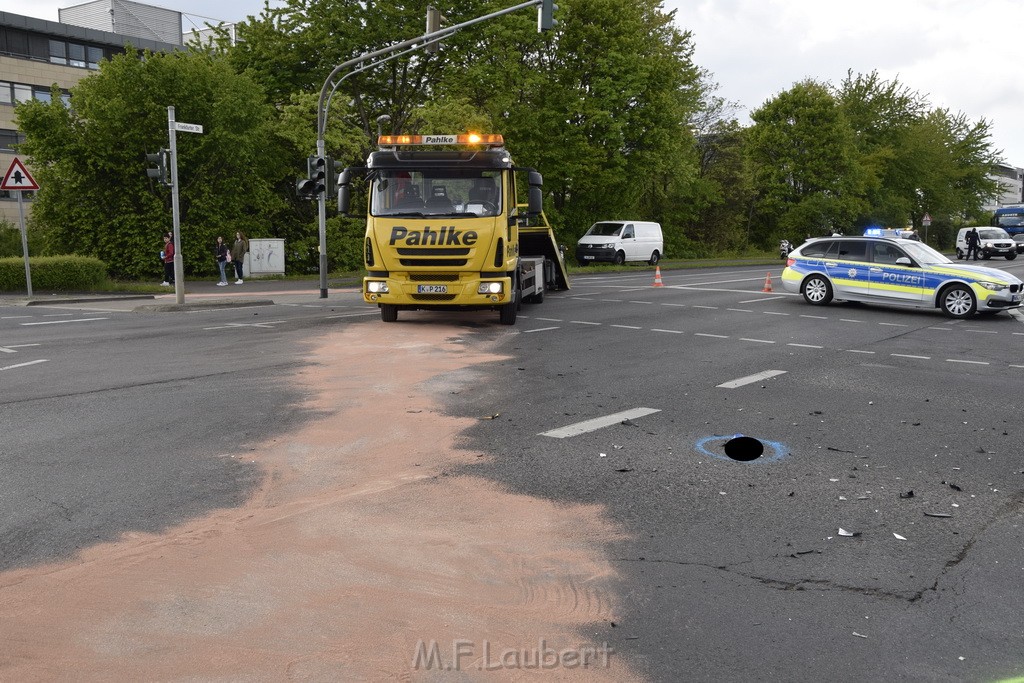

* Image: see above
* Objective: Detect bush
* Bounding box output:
[0,255,108,292]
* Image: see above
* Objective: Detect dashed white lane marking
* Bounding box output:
[845,349,876,354]
[763,311,789,316]
[570,320,601,325]
[662,303,688,307]
[628,301,654,305]
[891,353,930,360]
[947,359,989,365]
[539,407,661,438]
[1,343,41,353]
[324,311,379,319]
[692,305,718,310]
[651,328,684,333]
[740,338,775,344]
[694,332,728,339]
[203,320,287,330]
[523,326,560,333]
[739,296,786,303]
[727,308,754,313]
[879,322,909,327]
[1011,364,1024,368]
[533,317,563,322]
[717,370,787,389]
[1,315,31,319]
[839,319,863,323]
[800,314,828,319]
[788,343,823,349]
[41,313,74,318]
[964,329,998,334]
[610,324,642,330]
[0,359,48,371]
[21,318,109,326]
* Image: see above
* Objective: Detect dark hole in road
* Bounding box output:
[724,435,763,462]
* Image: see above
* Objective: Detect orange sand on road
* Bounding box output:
[0,321,631,681]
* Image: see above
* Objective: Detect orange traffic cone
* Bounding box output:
[761,272,773,292]
[653,266,664,287]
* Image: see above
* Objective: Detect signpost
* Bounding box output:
[922,212,932,244]
[166,106,202,304]
[1,157,40,296]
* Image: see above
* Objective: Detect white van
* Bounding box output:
[955,227,1017,260]
[575,221,663,266]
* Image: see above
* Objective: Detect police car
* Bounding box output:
[780,236,1024,318]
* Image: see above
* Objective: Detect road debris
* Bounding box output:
[852,632,868,639]
[893,533,907,540]
[899,490,914,499]
[924,512,953,518]
[838,528,860,537]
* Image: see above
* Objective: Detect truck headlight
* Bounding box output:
[478,282,503,294]
[367,281,389,293]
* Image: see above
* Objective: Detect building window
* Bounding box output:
[34,87,52,104]
[49,39,67,65]
[13,84,31,103]
[68,43,86,68]
[0,82,11,105]
[87,46,103,69]
[0,129,22,151]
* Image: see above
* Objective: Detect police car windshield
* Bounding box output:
[900,241,951,265]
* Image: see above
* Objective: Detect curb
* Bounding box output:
[24,295,156,306]
[131,298,276,312]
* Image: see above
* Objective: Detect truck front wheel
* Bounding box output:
[499,276,519,325]
[380,304,398,322]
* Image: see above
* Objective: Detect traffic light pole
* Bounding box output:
[312,0,548,298]
[168,106,184,305]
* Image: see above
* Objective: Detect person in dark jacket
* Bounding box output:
[214,235,230,286]
[232,231,248,284]
[966,228,981,261]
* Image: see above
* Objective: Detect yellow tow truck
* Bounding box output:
[338,133,569,324]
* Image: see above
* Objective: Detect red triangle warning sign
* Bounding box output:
[1,157,39,191]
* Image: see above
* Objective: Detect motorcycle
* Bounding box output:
[779,239,792,259]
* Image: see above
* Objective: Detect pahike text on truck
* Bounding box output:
[337,133,570,324]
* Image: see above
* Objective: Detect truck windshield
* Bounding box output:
[371,169,502,218]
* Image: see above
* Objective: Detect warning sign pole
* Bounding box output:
[1,157,39,297]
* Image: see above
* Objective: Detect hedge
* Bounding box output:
[0,255,108,292]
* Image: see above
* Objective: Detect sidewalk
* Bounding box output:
[0,277,364,311]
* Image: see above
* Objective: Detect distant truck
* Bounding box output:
[338,133,569,324]
[991,205,1024,253]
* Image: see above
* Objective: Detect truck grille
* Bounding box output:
[410,273,459,281]
[400,259,468,267]
[411,294,457,302]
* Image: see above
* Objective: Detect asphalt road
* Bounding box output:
[2,266,1023,680]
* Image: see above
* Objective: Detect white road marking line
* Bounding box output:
[693,305,718,310]
[324,311,379,319]
[727,308,754,313]
[763,311,789,316]
[963,329,998,334]
[1011,364,1024,368]
[928,327,953,330]
[845,349,875,354]
[739,296,786,303]
[533,317,563,322]
[1,315,32,319]
[879,322,909,327]
[570,320,601,325]
[947,359,989,365]
[787,343,823,349]
[628,301,654,305]
[539,407,661,438]
[523,326,560,333]
[694,333,728,339]
[717,370,787,389]
[651,328,684,333]
[21,317,109,326]
[740,338,775,344]
[41,313,74,317]
[1,359,48,371]
[203,320,288,330]
[662,303,687,307]
[839,319,863,323]
[800,314,828,319]
[610,324,642,330]
[601,299,623,302]
[891,353,930,360]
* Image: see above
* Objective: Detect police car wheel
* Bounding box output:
[939,284,976,318]
[801,276,833,306]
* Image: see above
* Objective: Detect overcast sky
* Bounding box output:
[15,0,1024,166]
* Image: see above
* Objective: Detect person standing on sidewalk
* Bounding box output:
[232,230,248,284]
[214,235,230,286]
[161,233,174,286]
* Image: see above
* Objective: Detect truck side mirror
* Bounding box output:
[528,170,543,216]
[337,167,365,216]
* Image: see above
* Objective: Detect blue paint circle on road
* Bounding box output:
[695,434,789,463]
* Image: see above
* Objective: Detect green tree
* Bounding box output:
[746,80,866,244]
[16,49,283,279]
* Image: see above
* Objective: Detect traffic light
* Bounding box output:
[296,155,333,199]
[538,0,557,31]
[145,149,170,187]
[425,5,444,53]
